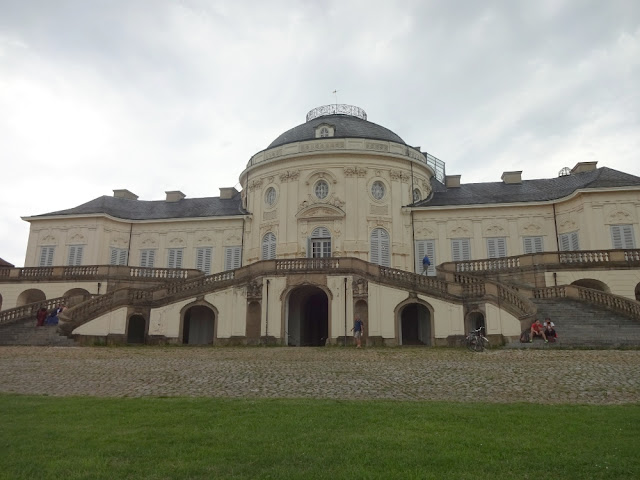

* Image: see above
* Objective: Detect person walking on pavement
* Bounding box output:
[351,315,365,348]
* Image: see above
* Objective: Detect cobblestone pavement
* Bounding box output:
[1,346,639,404]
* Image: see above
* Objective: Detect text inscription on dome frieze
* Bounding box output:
[300,140,345,152]
[365,142,389,152]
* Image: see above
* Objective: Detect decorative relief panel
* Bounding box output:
[557,217,577,233]
[300,140,345,152]
[68,232,86,244]
[279,170,299,183]
[196,235,214,246]
[521,223,542,235]
[298,194,345,211]
[140,237,157,248]
[246,280,262,300]
[225,233,242,244]
[606,209,634,224]
[389,170,410,182]
[421,180,432,196]
[448,222,471,237]
[343,166,367,177]
[248,179,263,191]
[483,223,507,236]
[352,277,368,298]
[168,236,185,247]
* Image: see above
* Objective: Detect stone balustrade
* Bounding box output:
[0,265,203,282]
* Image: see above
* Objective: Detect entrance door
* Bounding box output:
[287,286,329,346]
[183,306,215,345]
[400,304,431,346]
[127,315,146,344]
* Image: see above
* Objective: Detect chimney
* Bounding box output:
[445,175,461,188]
[165,191,186,202]
[113,189,138,200]
[219,187,238,199]
[571,162,598,174]
[501,171,522,184]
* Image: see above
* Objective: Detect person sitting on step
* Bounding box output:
[529,319,548,343]
[544,318,557,342]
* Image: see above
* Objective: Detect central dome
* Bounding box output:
[267,104,406,149]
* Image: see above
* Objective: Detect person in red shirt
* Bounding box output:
[529,319,548,343]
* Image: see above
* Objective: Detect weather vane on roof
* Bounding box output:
[332,89,339,107]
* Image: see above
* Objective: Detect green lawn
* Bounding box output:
[0,394,638,479]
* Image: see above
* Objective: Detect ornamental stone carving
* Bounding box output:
[248,179,263,191]
[352,277,368,297]
[365,141,389,152]
[279,170,300,183]
[246,280,262,300]
[389,170,410,182]
[344,166,367,177]
[300,140,345,152]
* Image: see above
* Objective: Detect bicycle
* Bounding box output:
[465,326,489,352]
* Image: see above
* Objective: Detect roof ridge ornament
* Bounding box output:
[306,104,367,122]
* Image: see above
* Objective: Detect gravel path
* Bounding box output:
[1,346,639,404]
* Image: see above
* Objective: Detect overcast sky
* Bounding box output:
[1,0,639,267]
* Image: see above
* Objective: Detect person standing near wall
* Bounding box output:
[422,255,431,275]
[351,315,365,348]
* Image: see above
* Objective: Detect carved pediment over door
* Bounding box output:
[296,203,345,222]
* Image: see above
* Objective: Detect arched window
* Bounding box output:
[370,228,390,267]
[262,232,276,260]
[308,227,331,258]
[412,188,421,203]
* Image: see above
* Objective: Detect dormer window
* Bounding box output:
[315,123,335,138]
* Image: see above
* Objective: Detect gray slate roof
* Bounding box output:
[31,194,246,220]
[416,167,640,207]
[268,114,406,149]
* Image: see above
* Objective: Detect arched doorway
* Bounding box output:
[399,303,432,346]
[571,279,610,293]
[635,282,640,302]
[16,289,46,307]
[246,301,261,342]
[127,315,146,344]
[465,311,486,334]
[287,286,329,346]
[182,305,215,345]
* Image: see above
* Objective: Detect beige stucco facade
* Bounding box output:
[3,104,640,346]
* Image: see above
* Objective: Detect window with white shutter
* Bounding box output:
[262,233,277,260]
[167,248,184,269]
[140,249,156,268]
[523,236,544,254]
[415,239,436,275]
[486,237,507,259]
[67,245,84,266]
[558,232,579,251]
[610,225,635,249]
[308,227,332,258]
[224,246,242,271]
[451,238,471,262]
[370,228,390,267]
[109,247,128,266]
[39,246,55,267]
[196,247,213,274]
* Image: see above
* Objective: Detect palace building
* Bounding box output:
[1,104,640,346]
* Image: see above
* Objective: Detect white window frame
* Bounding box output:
[140,249,156,268]
[196,247,213,275]
[109,247,128,266]
[39,246,55,267]
[558,232,579,251]
[167,248,184,269]
[262,232,277,260]
[451,238,471,262]
[610,225,635,249]
[67,245,84,266]
[370,228,390,267]
[523,236,544,254]
[308,226,332,258]
[224,246,242,271]
[486,237,507,259]
[415,239,436,276]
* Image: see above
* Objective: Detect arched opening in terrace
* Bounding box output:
[126,314,146,344]
[181,305,216,345]
[397,301,432,346]
[571,279,610,293]
[16,289,46,307]
[286,285,329,346]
